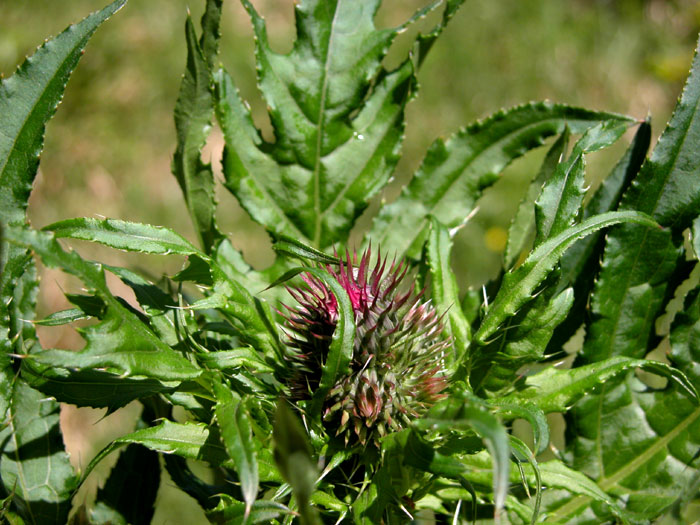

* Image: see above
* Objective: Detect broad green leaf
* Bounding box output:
[215,0,463,249]
[0,381,77,525]
[368,103,634,260]
[81,420,231,485]
[215,239,292,310]
[561,40,700,521]
[547,120,651,354]
[414,392,510,517]
[172,254,214,285]
[29,308,198,381]
[21,361,177,412]
[426,217,470,377]
[474,210,659,344]
[581,36,700,364]
[393,429,470,483]
[214,383,259,514]
[580,225,687,364]
[553,377,700,522]
[215,239,270,292]
[273,401,320,525]
[0,0,104,456]
[0,0,126,226]
[90,444,159,525]
[534,120,630,246]
[6,227,200,381]
[215,59,413,248]
[310,490,348,515]
[622,39,700,230]
[44,218,201,256]
[413,0,466,69]
[495,356,697,414]
[352,430,423,523]
[172,2,223,254]
[504,128,569,269]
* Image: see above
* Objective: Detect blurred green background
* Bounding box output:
[2,0,700,522]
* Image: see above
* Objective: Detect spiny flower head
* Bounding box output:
[282,247,448,448]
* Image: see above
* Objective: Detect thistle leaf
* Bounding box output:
[0,381,78,525]
[0,9,125,514]
[22,361,177,412]
[0,243,36,417]
[6,227,200,381]
[546,288,700,521]
[534,119,630,246]
[495,356,697,414]
[0,0,126,226]
[504,128,569,269]
[581,36,700,364]
[299,267,356,418]
[81,420,231,487]
[368,103,634,260]
[559,38,700,521]
[196,347,274,374]
[472,285,573,395]
[34,308,88,326]
[489,401,550,456]
[271,233,342,265]
[214,383,259,514]
[44,217,202,256]
[456,452,628,520]
[104,265,179,346]
[206,495,290,524]
[414,392,511,517]
[547,119,651,353]
[474,210,659,344]
[554,378,700,521]
[508,436,542,524]
[172,1,223,254]
[427,217,470,376]
[215,0,465,249]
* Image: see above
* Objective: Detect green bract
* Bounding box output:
[1,0,699,523]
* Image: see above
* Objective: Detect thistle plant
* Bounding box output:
[1,0,700,524]
[283,249,448,447]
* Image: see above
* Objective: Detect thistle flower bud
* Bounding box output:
[283,247,448,447]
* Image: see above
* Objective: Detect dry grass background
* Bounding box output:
[2,0,700,522]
